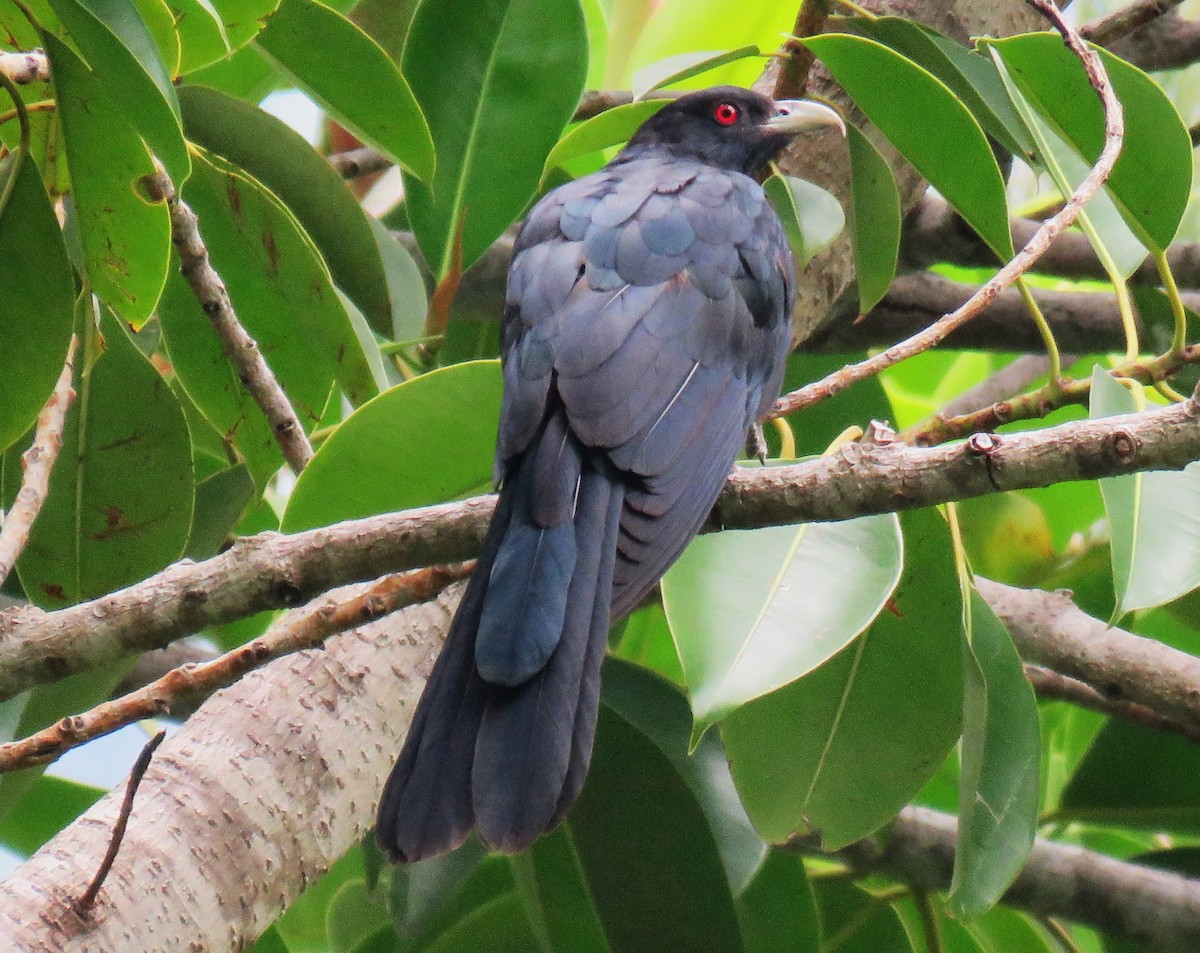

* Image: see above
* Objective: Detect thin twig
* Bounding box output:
[774,0,831,100]
[0,564,471,773]
[0,336,77,589]
[144,171,314,473]
[0,50,48,84]
[73,730,166,914]
[1025,665,1200,744]
[1082,0,1186,48]
[771,0,1125,419]
[327,145,392,179]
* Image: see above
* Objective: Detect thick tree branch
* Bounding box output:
[1082,0,1187,47]
[1109,11,1200,72]
[2,395,1198,701]
[0,337,77,589]
[144,172,314,473]
[0,565,470,773]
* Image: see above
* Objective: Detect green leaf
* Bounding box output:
[170,0,232,74]
[631,45,759,100]
[735,851,820,953]
[388,845,507,944]
[0,775,102,855]
[762,174,846,269]
[510,827,611,953]
[850,16,1033,156]
[570,701,746,953]
[600,659,768,893]
[814,881,913,953]
[373,220,428,344]
[542,100,667,181]
[46,34,172,326]
[282,361,502,531]
[723,508,963,848]
[0,149,75,454]
[1060,718,1200,832]
[803,33,1012,258]
[208,0,280,50]
[186,464,255,559]
[3,309,194,608]
[418,894,539,953]
[326,879,392,953]
[179,85,395,334]
[845,124,900,315]
[967,907,1058,953]
[950,589,1040,918]
[46,0,190,182]
[986,33,1193,252]
[663,512,903,735]
[247,927,293,953]
[255,0,434,182]
[133,0,183,78]
[403,0,588,277]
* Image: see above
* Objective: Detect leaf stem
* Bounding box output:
[1154,248,1189,354]
[1016,278,1063,385]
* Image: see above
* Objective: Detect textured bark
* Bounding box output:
[0,589,456,952]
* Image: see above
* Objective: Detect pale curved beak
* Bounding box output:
[764,99,847,137]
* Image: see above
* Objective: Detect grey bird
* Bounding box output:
[376,85,845,863]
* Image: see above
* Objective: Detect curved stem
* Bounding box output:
[1154,248,1190,354]
[1017,278,1063,385]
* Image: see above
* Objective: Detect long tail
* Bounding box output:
[375,409,624,862]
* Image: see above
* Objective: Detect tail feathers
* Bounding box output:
[374,489,515,864]
[473,465,623,852]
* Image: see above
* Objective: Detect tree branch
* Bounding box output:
[0,50,48,84]
[2,395,1198,701]
[144,172,314,473]
[0,336,77,589]
[1109,10,1200,72]
[1082,0,1187,48]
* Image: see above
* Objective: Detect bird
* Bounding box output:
[376,85,846,863]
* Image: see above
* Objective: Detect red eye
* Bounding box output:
[713,102,740,126]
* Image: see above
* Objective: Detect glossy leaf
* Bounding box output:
[570,702,746,953]
[170,0,232,73]
[418,894,539,953]
[663,512,903,734]
[47,0,190,182]
[208,0,280,50]
[600,659,768,893]
[987,33,1193,252]
[762,174,846,269]
[326,880,393,953]
[372,220,428,344]
[47,34,172,326]
[3,310,194,608]
[403,0,588,276]
[133,0,183,78]
[510,828,611,953]
[542,100,667,180]
[186,464,255,559]
[845,124,900,315]
[247,928,292,953]
[967,907,1057,953]
[1060,718,1200,832]
[723,507,963,848]
[281,361,502,531]
[255,0,434,181]
[804,34,1013,258]
[950,589,1040,918]
[0,775,102,855]
[736,851,820,953]
[631,46,759,100]
[0,150,75,454]
[814,881,913,953]
[179,85,395,334]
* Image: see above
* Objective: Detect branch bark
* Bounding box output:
[0,51,49,84]
[2,394,1198,702]
[1082,0,1187,47]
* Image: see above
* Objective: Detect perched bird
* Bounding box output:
[377,86,845,863]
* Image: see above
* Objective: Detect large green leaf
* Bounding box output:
[663,512,903,735]
[3,309,194,608]
[255,0,434,181]
[1060,718,1200,832]
[510,828,611,953]
[47,0,190,182]
[631,46,759,100]
[987,32,1193,252]
[281,361,502,531]
[403,0,588,276]
[47,34,172,326]
[735,851,820,953]
[804,33,1013,258]
[950,589,1040,918]
[722,507,963,848]
[170,0,232,74]
[179,85,395,334]
[418,894,539,953]
[0,149,75,454]
[845,124,900,315]
[541,100,667,181]
[1089,369,1200,615]
[762,174,846,268]
[813,881,913,953]
[569,702,746,953]
[0,775,102,855]
[208,0,280,50]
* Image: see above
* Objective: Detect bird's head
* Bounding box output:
[620,86,845,175]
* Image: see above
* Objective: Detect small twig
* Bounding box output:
[0,50,49,84]
[939,354,1060,419]
[0,564,471,772]
[328,145,392,180]
[1040,916,1088,953]
[771,0,1124,419]
[144,171,314,473]
[913,890,945,953]
[0,336,78,589]
[1082,0,1186,48]
[74,730,166,914]
[1025,665,1200,744]
[774,0,831,100]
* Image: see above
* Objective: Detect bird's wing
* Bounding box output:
[499,156,794,620]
